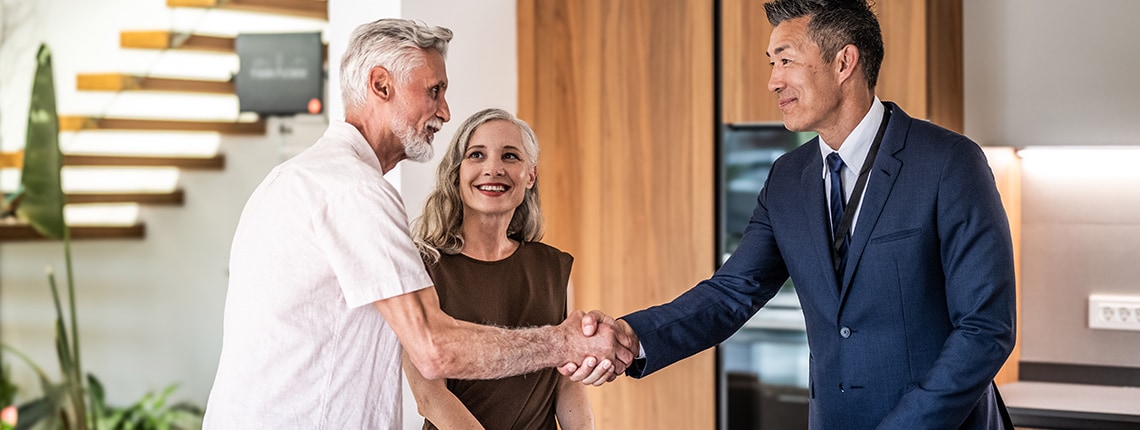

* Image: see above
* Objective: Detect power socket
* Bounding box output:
[1088,294,1140,331]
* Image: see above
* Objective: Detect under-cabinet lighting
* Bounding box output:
[1016,146,1140,180]
[1015,146,1140,160]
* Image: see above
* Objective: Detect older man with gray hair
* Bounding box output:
[203,18,633,429]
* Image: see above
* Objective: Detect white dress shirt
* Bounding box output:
[818,97,886,234]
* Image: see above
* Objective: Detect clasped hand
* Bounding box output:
[557,310,639,386]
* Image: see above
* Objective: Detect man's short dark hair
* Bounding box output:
[764,0,884,90]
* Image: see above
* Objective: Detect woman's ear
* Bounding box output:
[526,165,537,189]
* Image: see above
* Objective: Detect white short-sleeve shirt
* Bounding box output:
[203,121,433,429]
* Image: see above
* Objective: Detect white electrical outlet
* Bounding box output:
[1088,294,1140,331]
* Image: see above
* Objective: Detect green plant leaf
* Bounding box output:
[14,383,65,430]
[86,374,105,416]
[0,363,17,406]
[15,44,65,239]
[1,344,53,396]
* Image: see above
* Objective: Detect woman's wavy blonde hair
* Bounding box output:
[412,108,543,263]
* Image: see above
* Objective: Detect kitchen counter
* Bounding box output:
[999,381,1140,429]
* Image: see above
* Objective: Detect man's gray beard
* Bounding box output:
[393,118,434,163]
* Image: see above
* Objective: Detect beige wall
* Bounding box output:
[964,0,1140,147]
[1017,151,1140,367]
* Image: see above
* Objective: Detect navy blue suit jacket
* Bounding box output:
[623,103,1016,429]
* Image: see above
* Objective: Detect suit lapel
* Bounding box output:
[839,104,909,300]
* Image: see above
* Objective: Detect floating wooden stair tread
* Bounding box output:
[2,151,224,170]
[121,31,235,53]
[0,222,145,242]
[59,116,264,134]
[0,151,20,168]
[66,190,185,205]
[77,73,235,95]
[166,0,328,20]
[64,154,225,169]
[119,30,328,59]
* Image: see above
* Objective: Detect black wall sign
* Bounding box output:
[235,32,323,116]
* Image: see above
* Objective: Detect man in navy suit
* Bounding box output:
[563,0,1016,428]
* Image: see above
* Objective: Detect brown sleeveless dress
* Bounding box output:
[423,241,573,430]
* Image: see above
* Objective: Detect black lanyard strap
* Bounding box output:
[831,106,892,271]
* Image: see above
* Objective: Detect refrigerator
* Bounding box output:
[718,123,815,430]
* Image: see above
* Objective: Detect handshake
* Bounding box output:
[555,310,640,386]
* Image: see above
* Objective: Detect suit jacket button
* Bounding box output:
[840,326,851,338]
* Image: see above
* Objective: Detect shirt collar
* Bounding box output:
[817,96,885,176]
[327,120,384,174]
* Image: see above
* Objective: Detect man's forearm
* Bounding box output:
[429,320,573,380]
[378,288,630,381]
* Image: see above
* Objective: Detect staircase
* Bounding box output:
[0,0,327,242]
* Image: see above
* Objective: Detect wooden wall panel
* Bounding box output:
[518,0,716,428]
[984,148,1023,386]
[877,0,964,132]
[925,0,964,133]
[876,0,929,120]
[721,0,780,123]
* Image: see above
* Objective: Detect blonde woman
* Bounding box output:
[404,108,593,430]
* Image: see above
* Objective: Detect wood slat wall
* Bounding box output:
[518,0,716,428]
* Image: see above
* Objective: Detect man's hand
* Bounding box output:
[558,310,639,386]
[555,310,635,385]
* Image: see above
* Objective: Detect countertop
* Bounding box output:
[999,381,1140,429]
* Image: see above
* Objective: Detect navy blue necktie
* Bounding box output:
[827,152,848,271]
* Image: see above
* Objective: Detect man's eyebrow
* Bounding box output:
[767,45,789,58]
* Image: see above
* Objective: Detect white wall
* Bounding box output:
[397,0,519,223]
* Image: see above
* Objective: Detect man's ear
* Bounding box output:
[369,66,392,100]
[834,44,860,84]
